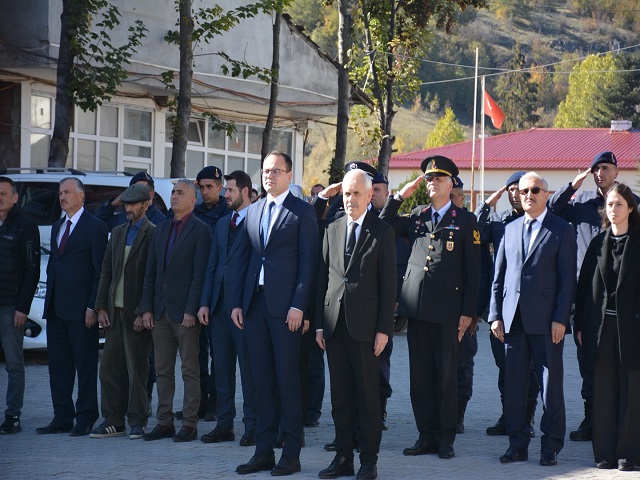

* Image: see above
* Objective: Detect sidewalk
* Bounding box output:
[0,322,632,479]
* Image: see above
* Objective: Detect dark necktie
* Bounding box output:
[58,219,72,255]
[432,211,440,230]
[165,219,181,267]
[344,222,358,269]
[523,218,536,257]
[230,212,239,232]
[261,201,275,247]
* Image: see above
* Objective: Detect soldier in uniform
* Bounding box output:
[380,155,481,459]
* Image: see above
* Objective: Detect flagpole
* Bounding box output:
[481,76,485,203]
[470,47,478,211]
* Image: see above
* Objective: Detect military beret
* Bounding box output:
[344,161,377,179]
[590,151,617,172]
[453,176,464,189]
[120,183,150,204]
[196,166,223,182]
[372,172,389,185]
[420,155,459,178]
[505,171,526,188]
[129,171,154,186]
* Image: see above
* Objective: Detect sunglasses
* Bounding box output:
[519,187,545,196]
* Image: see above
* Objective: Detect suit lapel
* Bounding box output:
[252,198,267,251]
[347,212,373,274]
[51,218,63,256]
[525,221,550,263]
[334,216,348,273]
[266,193,292,248]
[60,211,88,256]
[127,218,150,261]
[166,215,195,267]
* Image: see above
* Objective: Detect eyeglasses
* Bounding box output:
[261,168,289,177]
[519,187,545,196]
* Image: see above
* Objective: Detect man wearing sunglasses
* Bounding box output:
[489,172,576,467]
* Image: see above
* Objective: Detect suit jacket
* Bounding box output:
[575,229,640,369]
[44,210,108,321]
[489,211,576,334]
[315,212,396,342]
[95,217,155,331]
[234,193,318,318]
[138,214,212,322]
[380,197,480,325]
[200,212,250,316]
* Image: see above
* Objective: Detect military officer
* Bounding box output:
[379,155,481,460]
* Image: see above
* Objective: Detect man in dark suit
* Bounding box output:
[37,177,108,436]
[198,170,257,446]
[138,180,212,443]
[380,156,480,460]
[315,169,396,480]
[489,172,576,466]
[231,150,318,476]
[91,184,155,440]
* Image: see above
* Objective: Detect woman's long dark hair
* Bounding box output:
[600,183,640,231]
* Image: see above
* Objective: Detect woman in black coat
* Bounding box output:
[575,183,640,472]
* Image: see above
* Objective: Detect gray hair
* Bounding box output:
[60,176,84,193]
[343,169,372,191]
[519,172,548,191]
[175,178,198,198]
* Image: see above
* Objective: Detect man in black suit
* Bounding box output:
[37,177,108,436]
[138,180,212,443]
[380,156,480,459]
[198,170,257,446]
[315,169,396,480]
[231,150,318,476]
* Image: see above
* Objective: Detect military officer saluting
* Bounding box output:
[379,155,481,460]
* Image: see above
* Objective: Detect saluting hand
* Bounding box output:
[485,186,506,208]
[398,176,423,199]
[571,169,591,191]
[320,182,342,199]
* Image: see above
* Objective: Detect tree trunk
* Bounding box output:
[331,0,353,182]
[48,0,77,168]
[261,11,281,162]
[170,0,194,178]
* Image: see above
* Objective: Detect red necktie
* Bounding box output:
[230,212,239,232]
[58,220,72,255]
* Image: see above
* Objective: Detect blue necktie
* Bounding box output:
[523,219,536,258]
[261,201,275,247]
[432,211,439,230]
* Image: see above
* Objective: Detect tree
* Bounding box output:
[554,53,621,128]
[494,42,539,132]
[424,107,465,148]
[164,1,292,177]
[261,12,282,160]
[350,0,487,175]
[49,0,147,167]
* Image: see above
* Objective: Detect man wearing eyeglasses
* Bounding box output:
[489,172,576,467]
[379,155,480,460]
[231,150,318,476]
[475,172,540,439]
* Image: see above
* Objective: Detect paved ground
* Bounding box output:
[0,322,635,479]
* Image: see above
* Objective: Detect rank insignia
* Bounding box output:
[473,230,481,245]
[451,209,457,218]
[446,241,454,251]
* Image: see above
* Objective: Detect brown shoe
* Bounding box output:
[142,424,175,441]
[173,425,197,442]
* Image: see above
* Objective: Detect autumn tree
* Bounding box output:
[49,0,147,167]
[424,107,465,148]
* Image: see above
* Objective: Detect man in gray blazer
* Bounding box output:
[315,169,396,480]
[138,180,212,443]
[91,184,155,440]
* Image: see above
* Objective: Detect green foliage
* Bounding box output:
[68,0,148,111]
[397,172,429,214]
[424,107,466,148]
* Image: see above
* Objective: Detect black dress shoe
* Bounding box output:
[201,425,234,443]
[236,453,276,475]
[438,443,455,459]
[271,455,301,476]
[356,461,377,480]
[618,460,635,471]
[173,425,197,442]
[69,424,92,436]
[486,415,507,436]
[273,431,284,448]
[596,460,616,469]
[240,430,256,446]
[499,447,528,463]
[569,419,592,441]
[142,424,175,441]
[324,440,337,452]
[36,421,73,435]
[403,440,439,456]
[318,455,355,479]
[540,449,558,466]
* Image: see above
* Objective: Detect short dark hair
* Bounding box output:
[312,183,325,190]
[0,176,16,194]
[267,150,292,172]
[224,170,252,196]
[600,183,640,231]
[60,177,84,193]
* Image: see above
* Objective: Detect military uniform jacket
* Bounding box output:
[380,197,481,324]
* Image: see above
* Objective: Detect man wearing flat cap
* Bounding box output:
[548,151,640,442]
[96,172,167,231]
[379,155,480,460]
[91,184,155,440]
[475,172,539,438]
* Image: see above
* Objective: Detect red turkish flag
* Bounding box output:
[484,90,506,129]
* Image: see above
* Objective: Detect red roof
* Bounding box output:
[389,128,640,171]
